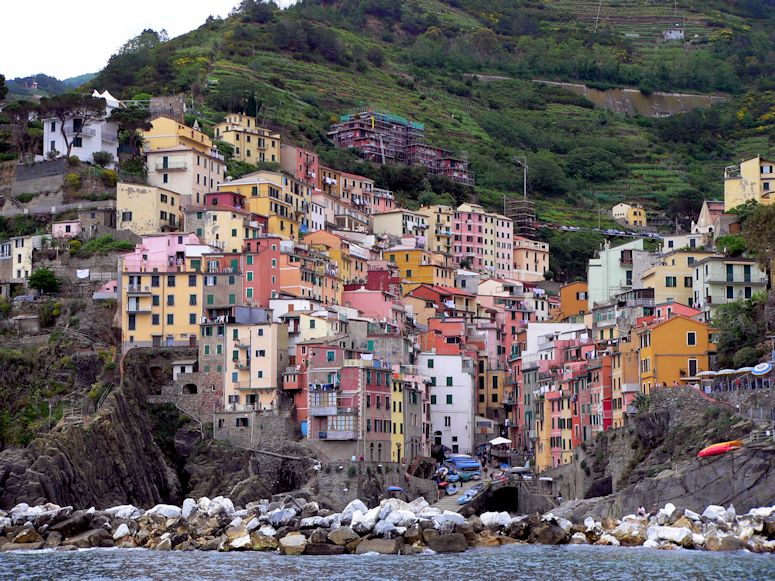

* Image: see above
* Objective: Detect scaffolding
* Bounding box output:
[505,198,536,237]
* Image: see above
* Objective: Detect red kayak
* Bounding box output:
[697,440,743,458]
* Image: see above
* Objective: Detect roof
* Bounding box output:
[296,333,350,346]
[407,284,475,298]
[172,359,197,365]
[691,255,760,266]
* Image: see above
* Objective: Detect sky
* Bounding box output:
[1,0,297,80]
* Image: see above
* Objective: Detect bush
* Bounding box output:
[67,155,80,166]
[67,239,82,253]
[92,151,114,168]
[15,193,35,204]
[366,47,384,67]
[28,268,60,293]
[347,465,357,478]
[64,172,81,191]
[74,235,134,257]
[101,169,118,187]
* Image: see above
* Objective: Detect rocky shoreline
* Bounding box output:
[2,496,775,555]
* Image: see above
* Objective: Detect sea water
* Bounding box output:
[2,544,774,581]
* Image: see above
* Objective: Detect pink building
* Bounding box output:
[52,220,82,239]
[341,287,406,328]
[122,233,202,271]
[280,144,319,188]
[372,188,395,214]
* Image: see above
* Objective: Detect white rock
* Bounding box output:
[258,525,277,537]
[738,525,754,542]
[352,507,380,534]
[378,498,412,521]
[230,535,252,549]
[229,517,243,528]
[197,497,211,513]
[221,498,236,516]
[181,498,197,519]
[664,503,677,518]
[597,534,620,546]
[556,517,573,534]
[341,499,369,524]
[647,525,693,547]
[432,510,466,529]
[481,511,511,528]
[748,506,775,519]
[373,519,397,536]
[387,509,417,528]
[570,532,589,544]
[643,539,660,549]
[207,498,226,517]
[105,505,143,520]
[112,524,130,540]
[160,532,171,541]
[146,504,182,519]
[725,505,736,522]
[268,507,297,526]
[684,509,701,521]
[407,497,430,515]
[583,517,596,531]
[233,509,248,518]
[0,517,11,533]
[245,517,260,532]
[701,505,727,522]
[417,507,441,520]
[300,516,325,528]
[692,533,705,547]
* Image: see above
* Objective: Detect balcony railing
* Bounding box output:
[317,430,358,441]
[233,359,251,369]
[155,159,187,171]
[126,284,151,294]
[66,126,96,137]
[126,304,151,313]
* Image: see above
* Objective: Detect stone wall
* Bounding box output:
[11,159,67,196]
[710,387,775,424]
[314,461,439,511]
[213,411,300,450]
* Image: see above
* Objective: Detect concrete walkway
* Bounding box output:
[432,478,482,513]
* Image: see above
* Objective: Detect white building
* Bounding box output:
[42,90,120,164]
[692,256,768,321]
[146,147,225,208]
[418,352,475,454]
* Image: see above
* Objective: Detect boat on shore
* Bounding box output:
[697,440,743,458]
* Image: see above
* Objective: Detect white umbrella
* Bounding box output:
[489,436,512,446]
[696,371,717,377]
[752,362,773,376]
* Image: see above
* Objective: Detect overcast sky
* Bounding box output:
[1,0,297,80]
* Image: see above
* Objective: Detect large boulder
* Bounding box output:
[570,532,589,545]
[304,543,346,556]
[701,505,728,523]
[279,532,307,556]
[341,500,368,524]
[328,526,359,546]
[481,512,511,530]
[250,533,279,551]
[13,526,42,544]
[706,534,745,551]
[352,507,380,534]
[44,532,62,549]
[529,521,568,545]
[387,509,417,528]
[404,524,423,544]
[146,504,182,519]
[63,528,113,549]
[34,506,73,528]
[471,531,501,548]
[647,526,694,548]
[105,505,143,520]
[268,508,297,527]
[612,521,646,546]
[112,524,130,540]
[432,510,466,529]
[427,532,468,553]
[181,498,197,519]
[506,518,530,540]
[48,510,94,537]
[355,537,403,555]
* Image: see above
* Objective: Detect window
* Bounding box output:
[247,255,253,265]
[309,319,316,329]
[726,264,734,282]
[446,376,453,386]
[189,314,196,324]
[744,265,751,283]
[688,358,698,377]
[152,314,160,325]
[684,276,693,288]
[257,350,266,357]
[121,211,132,222]
[167,275,176,287]
[427,359,434,369]
[163,173,168,184]
[446,394,452,404]
[665,276,677,288]
[73,137,82,148]
[152,295,160,306]
[745,286,752,299]
[188,275,196,287]
[326,350,335,362]
[166,314,174,325]
[167,295,175,306]
[726,286,734,299]
[430,395,437,405]
[189,294,197,305]
[687,332,697,346]
[444,416,451,427]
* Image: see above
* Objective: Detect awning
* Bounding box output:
[752,362,773,376]
[489,436,512,446]
[696,371,717,377]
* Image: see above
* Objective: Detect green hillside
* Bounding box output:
[88,0,774,235]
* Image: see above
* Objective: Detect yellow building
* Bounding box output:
[120,234,205,352]
[391,374,405,462]
[184,206,262,254]
[219,174,300,240]
[143,116,214,156]
[372,209,429,237]
[637,315,716,394]
[611,334,640,428]
[214,114,281,165]
[612,203,647,227]
[303,230,368,284]
[384,246,454,292]
[534,394,553,473]
[224,321,289,412]
[640,250,715,307]
[417,205,454,255]
[117,182,181,235]
[724,156,775,211]
[553,281,588,322]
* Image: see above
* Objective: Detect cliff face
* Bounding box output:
[547,387,775,520]
[0,350,182,510]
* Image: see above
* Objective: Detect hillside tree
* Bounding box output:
[39,94,106,158]
[3,100,40,162]
[108,105,152,156]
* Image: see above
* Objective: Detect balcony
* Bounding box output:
[233,359,251,369]
[233,382,253,390]
[235,340,250,349]
[126,304,151,313]
[155,159,187,171]
[621,383,641,394]
[528,429,537,440]
[126,284,151,295]
[101,131,118,143]
[317,430,358,441]
[66,126,96,137]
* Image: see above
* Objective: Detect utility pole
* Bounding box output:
[513,157,528,199]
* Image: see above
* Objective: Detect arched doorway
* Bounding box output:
[434,431,442,446]
[377,443,383,461]
[369,442,375,461]
[182,383,198,395]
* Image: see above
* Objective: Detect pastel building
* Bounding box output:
[513,236,549,282]
[724,156,775,211]
[117,183,181,235]
[452,203,513,278]
[214,114,280,165]
[280,144,319,187]
[692,256,768,320]
[586,238,645,309]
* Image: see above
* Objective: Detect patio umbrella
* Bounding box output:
[752,362,773,376]
[696,371,717,377]
[489,436,512,446]
[735,367,753,373]
[716,369,737,375]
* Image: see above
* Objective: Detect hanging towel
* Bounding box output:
[76,269,90,279]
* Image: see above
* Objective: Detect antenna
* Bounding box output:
[593,0,604,35]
